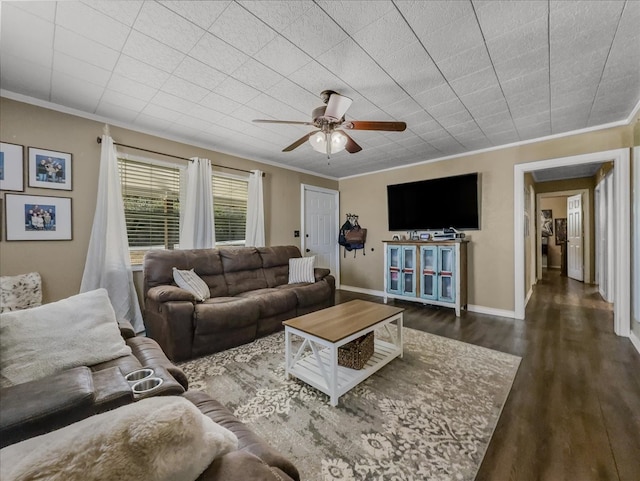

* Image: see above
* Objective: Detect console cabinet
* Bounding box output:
[383,240,468,316]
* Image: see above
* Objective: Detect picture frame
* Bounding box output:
[28,147,72,191]
[541,209,553,237]
[0,142,25,192]
[555,218,567,245]
[5,193,72,241]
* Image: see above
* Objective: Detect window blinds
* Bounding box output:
[118,158,181,264]
[212,174,248,244]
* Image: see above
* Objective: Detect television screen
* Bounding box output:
[387,173,479,231]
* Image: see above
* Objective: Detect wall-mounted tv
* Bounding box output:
[387,173,480,231]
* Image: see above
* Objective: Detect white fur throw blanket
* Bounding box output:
[0,396,238,481]
[0,288,131,386]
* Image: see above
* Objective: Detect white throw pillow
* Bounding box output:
[172,268,210,302]
[288,256,316,284]
[0,396,238,481]
[0,288,132,386]
[0,272,42,313]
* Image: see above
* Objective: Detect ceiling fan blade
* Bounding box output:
[324,93,353,121]
[253,119,313,126]
[344,120,407,131]
[339,130,362,153]
[282,131,317,152]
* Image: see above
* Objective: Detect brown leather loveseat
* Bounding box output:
[144,246,335,361]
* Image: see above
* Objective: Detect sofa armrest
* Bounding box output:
[197,451,297,481]
[144,299,195,362]
[184,390,300,481]
[127,336,189,390]
[147,285,196,303]
[0,366,95,448]
[314,267,330,281]
[117,319,136,339]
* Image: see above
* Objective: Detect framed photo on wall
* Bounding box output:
[555,218,567,245]
[5,193,72,241]
[541,209,553,237]
[0,142,24,192]
[28,147,72,191]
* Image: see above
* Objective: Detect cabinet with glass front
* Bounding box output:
[383,240,468,316]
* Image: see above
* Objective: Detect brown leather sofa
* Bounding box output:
[144,245,335,361]
[0,320,300,481]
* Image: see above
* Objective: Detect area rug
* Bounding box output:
[179,328,520,481]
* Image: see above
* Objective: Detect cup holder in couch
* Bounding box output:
[125,368,154,384]
[131,377,164,397]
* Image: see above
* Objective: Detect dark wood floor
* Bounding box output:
[335,270,640,481]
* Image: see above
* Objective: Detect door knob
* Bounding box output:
[306,249,311,252]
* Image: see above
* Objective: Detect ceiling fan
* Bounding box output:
[252,90,407,157]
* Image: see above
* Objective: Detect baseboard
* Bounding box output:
[339,285,386,298]
[340,285,517,319]
[630,329,640,356]
[525,286,533,306]
[467,305,516,319]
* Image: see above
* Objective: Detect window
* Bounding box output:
[212,174,248,245]
[118,158,181,265]
[117,157,249,264]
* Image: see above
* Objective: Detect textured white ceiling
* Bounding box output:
[1,1,638,179]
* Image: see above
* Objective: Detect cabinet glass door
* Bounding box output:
[401,246,416,296]
[387,245,402,294]
[420,246,437,300]
[438,247,455,302]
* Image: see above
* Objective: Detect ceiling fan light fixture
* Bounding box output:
[309,131,326,153]
[331,130,347,151]
[309,131,347,154]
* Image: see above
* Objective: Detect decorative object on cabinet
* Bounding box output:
[28,147,72,191]
[5,193,72,241]
[383,240,468,316]
[0,143,24,192]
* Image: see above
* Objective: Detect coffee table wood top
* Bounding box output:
[283,300,404,343]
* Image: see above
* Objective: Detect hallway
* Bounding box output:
[336,270,640,480]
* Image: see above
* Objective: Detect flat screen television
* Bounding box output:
[387,173,480,231]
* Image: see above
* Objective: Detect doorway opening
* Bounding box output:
[514,148,630,337]
[536,189,591,283]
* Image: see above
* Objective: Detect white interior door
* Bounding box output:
[302,185,339,286]
[567,193,584,281]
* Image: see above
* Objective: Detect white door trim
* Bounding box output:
[514,148,630,337]
[529,185,536,293]
[301,184,340,288]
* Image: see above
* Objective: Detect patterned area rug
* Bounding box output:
[179,327,520,481]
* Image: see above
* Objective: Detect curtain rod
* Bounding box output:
[96,137,264,176]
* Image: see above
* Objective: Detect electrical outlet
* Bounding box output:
[294,230,300,237]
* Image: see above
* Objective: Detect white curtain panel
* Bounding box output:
[80,134,144,333]
[245,170,265,247]
[180,158,215,249]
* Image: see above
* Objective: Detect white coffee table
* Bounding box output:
[283,300,404,406]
